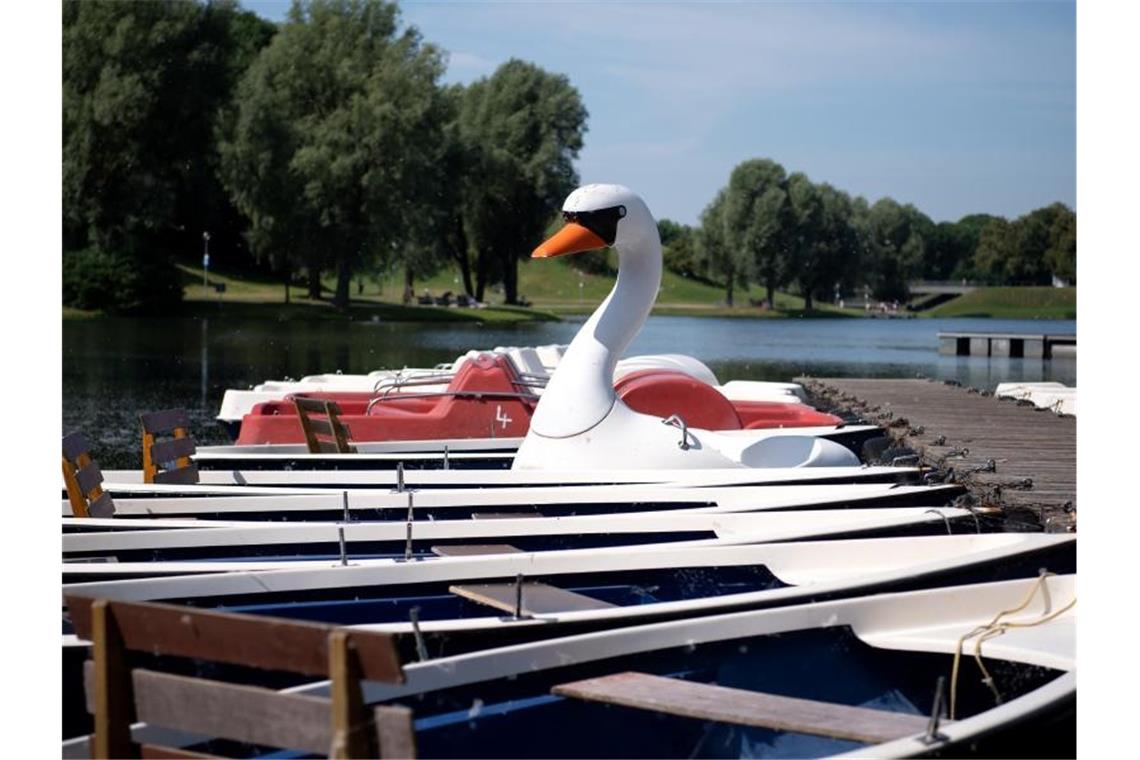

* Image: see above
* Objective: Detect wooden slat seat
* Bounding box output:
[431,544,524,557]
[140,409,199,485]
[62,432,115,518]
[552,672,940,745]
[294,398,357,454]
[450,582,616,615]
[66,595,414,759]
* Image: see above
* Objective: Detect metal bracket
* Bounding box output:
[662,414,692,450]
[337,525,348,566]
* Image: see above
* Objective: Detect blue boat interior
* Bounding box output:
[182,627,1068,759]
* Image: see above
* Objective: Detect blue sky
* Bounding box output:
[244,0,1075,226]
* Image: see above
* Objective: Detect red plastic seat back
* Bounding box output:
[615,370,743,430]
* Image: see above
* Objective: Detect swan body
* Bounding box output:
[512,184,858,471]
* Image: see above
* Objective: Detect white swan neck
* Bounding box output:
[530,235,662,438]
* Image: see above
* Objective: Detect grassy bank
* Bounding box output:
[925,287,1076,319]
[62,260,1076,322]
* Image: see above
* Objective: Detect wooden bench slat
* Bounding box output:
[294,397,343,413]
[152,463,199,485]
[303,417,337,438]
[150,436,197,464]
[75,460,104,495]
[133,669,332,755]
[63,432,92,462]
[450,582,616,615]
[375,705,417,759]
[431,544,524,557]
[66,598,404,683]
[140,409,192,435]
[551,672,937,745]
[88,491,116,518]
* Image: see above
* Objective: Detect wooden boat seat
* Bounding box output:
[62,432,115,518]
[552,671,940,745]
[139,409,200,485]
[431,544,524,557]
[450,582,615,616]
[294,398,357,454]
[66,595,414,759]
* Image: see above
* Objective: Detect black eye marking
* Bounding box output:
[561,205,626,246]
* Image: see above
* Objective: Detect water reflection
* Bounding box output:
[62,315,1075,467]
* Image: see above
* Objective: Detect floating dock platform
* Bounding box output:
[937,331,1076,358]
[799,377,1075,531]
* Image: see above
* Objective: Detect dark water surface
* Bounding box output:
[63,315,1075,467]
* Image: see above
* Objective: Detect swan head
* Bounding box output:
[533,184,657,259]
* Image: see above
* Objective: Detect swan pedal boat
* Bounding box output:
[62,573,1075,758]
[218,346,816,444]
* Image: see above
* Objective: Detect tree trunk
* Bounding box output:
[725,272,734,308]
[503,257,518,305]
[451,217,475,297]
[804,291,813,311]
[283,264,290,304]
[403,267,414,305]
[333,253,351,310]
[474,248,489,303]
[307,266,321,300]
[766,279,775,308]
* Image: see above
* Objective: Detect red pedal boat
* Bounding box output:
[235,352,842,446]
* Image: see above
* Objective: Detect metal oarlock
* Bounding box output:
[442,444,450,470]
[921,676,949,745]
[337,525,348,566]
[514,573,524,619]
[342,490,350,523]
[395,462,405,493]
[404,491,414,561]
[409,606,429,662]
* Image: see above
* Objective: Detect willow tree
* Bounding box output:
[219,0,447,309]
[458,59,588,304]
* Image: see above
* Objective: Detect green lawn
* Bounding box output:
[384,256,861,317]
[925,287,1076,319]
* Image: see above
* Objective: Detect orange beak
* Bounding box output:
[532,222,606,258]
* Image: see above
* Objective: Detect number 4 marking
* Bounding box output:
[496,405,512,429]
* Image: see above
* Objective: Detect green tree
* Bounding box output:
[697,190,748,306]
[63,0,270,311]
[458,59,588,304]
[219,0,448,309]
[786,178,860,310]
[659,219,702,279]
[863,198,930,301]
[1044,203,1076,284]
[719,158,790,306]
[972,218,1015,284]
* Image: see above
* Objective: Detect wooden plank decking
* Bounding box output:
[799,378,1076,531]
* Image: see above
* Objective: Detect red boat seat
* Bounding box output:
[236,353,534,444]
[615,370,743,430]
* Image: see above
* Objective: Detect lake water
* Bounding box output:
[63,315,1076,467]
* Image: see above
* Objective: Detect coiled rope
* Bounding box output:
[948,572,1076,719]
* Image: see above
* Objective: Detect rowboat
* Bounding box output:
[63,481,962,521]
[61,505,977,581]
[63,573,1075,757]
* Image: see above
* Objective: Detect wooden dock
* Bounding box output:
[799,377,1075,531]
